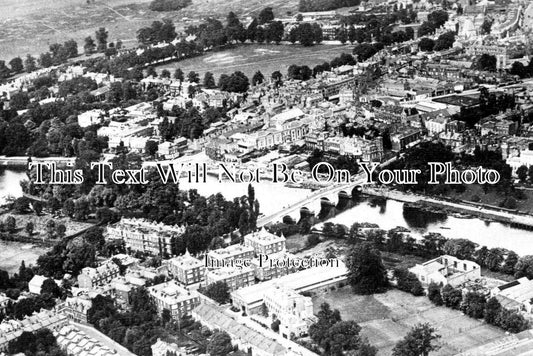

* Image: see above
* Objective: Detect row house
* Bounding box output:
[107,218,186,255]
[56,296,92,324]
[391,127,423,152]
[0,310,69,352]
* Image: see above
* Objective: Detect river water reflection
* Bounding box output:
[2,169,533,254]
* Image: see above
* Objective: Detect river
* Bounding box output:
[0,169,26,204]
[2,169,533,255]
[316,198,533,255]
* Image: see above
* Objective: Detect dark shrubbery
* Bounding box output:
[149,0,192,11]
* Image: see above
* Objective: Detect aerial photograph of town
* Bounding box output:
[5,0,533,355]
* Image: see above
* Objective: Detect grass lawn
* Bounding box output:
[313,287,507,356]
[0,240,49,275]
[285,233,307,252]
[154,43,355,80]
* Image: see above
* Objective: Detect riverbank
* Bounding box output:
[362,186,533,230]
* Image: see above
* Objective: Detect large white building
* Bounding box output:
[148,281,200,320]
[263,285,316,338]
[244,228,286,256]
[166,250,205,285]
[409,255,481,287]
[491,277,533,314]
[107,218,185,255]
[232,263,348,314]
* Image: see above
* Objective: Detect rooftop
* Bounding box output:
[232,263,348,305]
[193,304,286,356]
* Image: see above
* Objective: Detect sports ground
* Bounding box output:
[313,287,506,356]
[154,43,355,79]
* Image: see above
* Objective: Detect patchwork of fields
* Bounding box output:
[1,0,300,61]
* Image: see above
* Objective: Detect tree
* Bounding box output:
[502,251,519,275]
[461,291,486,319]
[336,28,347,44]
[427,282,443,306]
[477,54,497,72]
[418,21,435,37]
[427,10,449,28]
[514,255,533,279]
[64,39,78,58]
[145,140,158,156]
[95,27,109,52]
[9,57,23,73]
[394,267,424,296]
[12,197,30,214]
[484,297,501,325]
[174,68,184,81]
[345,242,388,294]
[207,331,233,356]
[84,36,96,55]
[298,23,317,46]
[252,70,264,86]
[517,165,528,182]
[267,21,284,44]
[24,55,37,72]
[258,7,275,24]
[418,37,435,52]
[309,302,342,346]
[39,52,53,68]
[188,71,199,83]
[433,31,454,51]
[41,278,61,297]
[443,239,476,260]
[203,281,230,304]
[5,215,16,233]
[392,323,441,356]
[481,19,492,34]
[219,71,249,92]
[25,222,34,236]
[203,72,216,88]
[271,319,281,332]
[441,284,462,309]
[510,62,528,79]
[271,70,282,84]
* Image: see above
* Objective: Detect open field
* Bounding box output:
[1,0,299,61]
[154,43,355,79]
[313,287,506,356]
[0,240,49,275]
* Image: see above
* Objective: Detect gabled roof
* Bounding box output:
[194,304,286,356]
